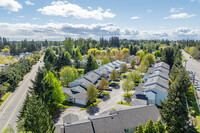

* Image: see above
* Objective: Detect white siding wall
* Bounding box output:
[145,91,156,104]
[151,89,167,106]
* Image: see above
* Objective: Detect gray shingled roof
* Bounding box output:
[61,119,94,133]
[149,71,169,81]
[103,65,113,72]
[62,86,87,100]
[135,83,147,92]
[107,63,115,68]
[131,99,147,106]
[144,84,168,94]
[83,72,100,83]
[76,78,91,89]
[154,62,170,70]
[55,105,161,133]
[93,69,102,76]
[63,114,79,124]
[144,76,169,89]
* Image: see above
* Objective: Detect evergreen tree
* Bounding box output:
[84,55,98,73]
[17,93,55,133]
[63,37,74,55]
[160,67,191,133]
[161,47,174,68]
[29,67,47,95]
[135,124,144,133]
[155,120,165,133]
[144,119,156,133]
[129,44,134,55]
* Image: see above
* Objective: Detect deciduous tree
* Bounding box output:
[98,77,109,91]
[109,69,119,81]
[101,57,110,66]
[120,64,128,73]
[86,83,98,104]
[60,66,78,87]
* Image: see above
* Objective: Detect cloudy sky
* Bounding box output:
[0,0,199,40]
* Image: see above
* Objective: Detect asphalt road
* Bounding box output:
[0,58,44,132]
[182,50,200,82]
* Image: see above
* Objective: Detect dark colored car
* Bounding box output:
[98,93,104,98]
[114,79,120,82]
[109,83,116,87]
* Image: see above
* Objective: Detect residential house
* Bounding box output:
[127,55,137,63]
[133,62,169,106]
[55,105,161,133]
[64,60,125,105]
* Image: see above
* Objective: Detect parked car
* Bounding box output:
[195,81,199,87]
[109,83,116,87]
[106,87,112,91]
[98,93,104,98]
[196,86,200,91]
[114,79,120,82]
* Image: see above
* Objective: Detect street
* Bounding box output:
[182,50,200,108]
[0,58,44,132]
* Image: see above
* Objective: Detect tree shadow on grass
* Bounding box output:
[86,105,100,116]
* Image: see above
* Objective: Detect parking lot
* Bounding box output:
[55,77,135,124]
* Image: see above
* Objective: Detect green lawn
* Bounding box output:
[123,93,132,98]
[102,91,110,96]
[81,100,101,110]
[117,101,131,106]
[0,91,12,105]
[78,69,84,76]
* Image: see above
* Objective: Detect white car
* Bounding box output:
[195,81,199,87]
[196,86,200,91]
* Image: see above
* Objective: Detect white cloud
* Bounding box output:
[0,0,22,12]
[32,17,40,20]
[37,1,115,20]
[0,22,199,41]
[25,0,34,6]
[88,6,92,10]
[19,16,24,18]
[164,13,196,19]
[131,16,140,20]
[170,8,183,13]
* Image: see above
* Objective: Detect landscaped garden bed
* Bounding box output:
[81,100,101,110]
[117,101,131,106]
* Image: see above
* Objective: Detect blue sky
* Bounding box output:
[0,0,199,40]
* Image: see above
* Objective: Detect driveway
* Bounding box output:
[55,78,134,124]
